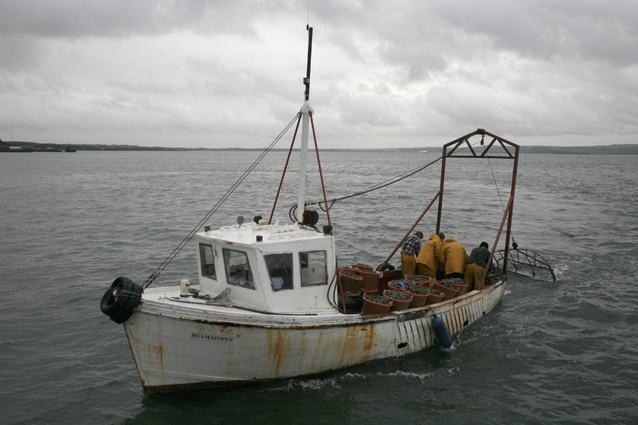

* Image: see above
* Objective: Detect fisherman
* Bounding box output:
[440,237,468,279]
[400,231,423,278]
[464,242,493,291]
[416,232,445,279]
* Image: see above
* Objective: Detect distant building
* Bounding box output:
[6,146,34,152]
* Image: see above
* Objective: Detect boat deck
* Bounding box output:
[138,279,505,329]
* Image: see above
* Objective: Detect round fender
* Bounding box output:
[432,313,452,348]
[100,277,143,324]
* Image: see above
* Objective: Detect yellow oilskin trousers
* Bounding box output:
[401,252,417,278]
[417,263,437,279]
[464,263,485,292]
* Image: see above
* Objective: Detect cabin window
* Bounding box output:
[299,250,327,287]
[222,248,255,290]
[264,253,294,291]
[199,243,216,280]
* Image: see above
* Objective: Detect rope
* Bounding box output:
[305,141,484,212]
[487,157,518,248]
[326,267,345,313]
[487,158,506,209]
[142,113,300,289]
[487,158,555,280]
[306,156,444,211]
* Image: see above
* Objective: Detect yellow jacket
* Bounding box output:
[440,238,468,275]
[416,233,443,271]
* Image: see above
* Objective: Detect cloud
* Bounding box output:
[1,1,218,38]
[0,0,637,147]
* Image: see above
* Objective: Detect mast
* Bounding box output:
[296,26,313,223]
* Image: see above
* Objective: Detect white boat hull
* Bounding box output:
[124,280,506,393]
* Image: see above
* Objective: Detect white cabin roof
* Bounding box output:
[198,221,329,246]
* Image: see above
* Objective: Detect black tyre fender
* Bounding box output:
[100,277,143,324]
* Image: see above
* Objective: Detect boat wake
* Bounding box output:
[263,373,366,392]
[379,370,433,384]
[551,258,573,280]
[264,370,440,392]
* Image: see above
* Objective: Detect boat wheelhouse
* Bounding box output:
[194,221,337,314]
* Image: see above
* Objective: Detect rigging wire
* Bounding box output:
[487,157,518,248]
[142,113,301,289]
[305,156,444,212]
[486,156,555,280]
[304,141,483,213]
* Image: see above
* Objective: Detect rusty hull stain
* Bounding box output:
[266,328,291,377]
[338,324,375,367]
[149,342,164,371]
[263,323,376,378]
[124,320,147,387]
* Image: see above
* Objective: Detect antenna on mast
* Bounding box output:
[303,26,313,101]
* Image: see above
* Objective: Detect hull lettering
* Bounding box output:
[191,332,233,342]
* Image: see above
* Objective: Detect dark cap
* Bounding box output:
[480,242,489,249]
[415,231,424,239]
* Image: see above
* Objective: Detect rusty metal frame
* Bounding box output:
[268,112,332,228]
[390,128,519,290]
[384,190,442,263]
[268,110,344,309]
[269,113,302,225]
[310,112,332,227]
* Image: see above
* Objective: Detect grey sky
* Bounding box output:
[1,0,637,148]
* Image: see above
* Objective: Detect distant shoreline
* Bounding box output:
[1,141,637,155]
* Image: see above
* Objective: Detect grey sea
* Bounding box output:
[1,147,637,424]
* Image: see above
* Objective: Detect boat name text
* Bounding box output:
[191,332,233,342]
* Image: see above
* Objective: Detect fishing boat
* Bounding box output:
[99,27,520,394]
